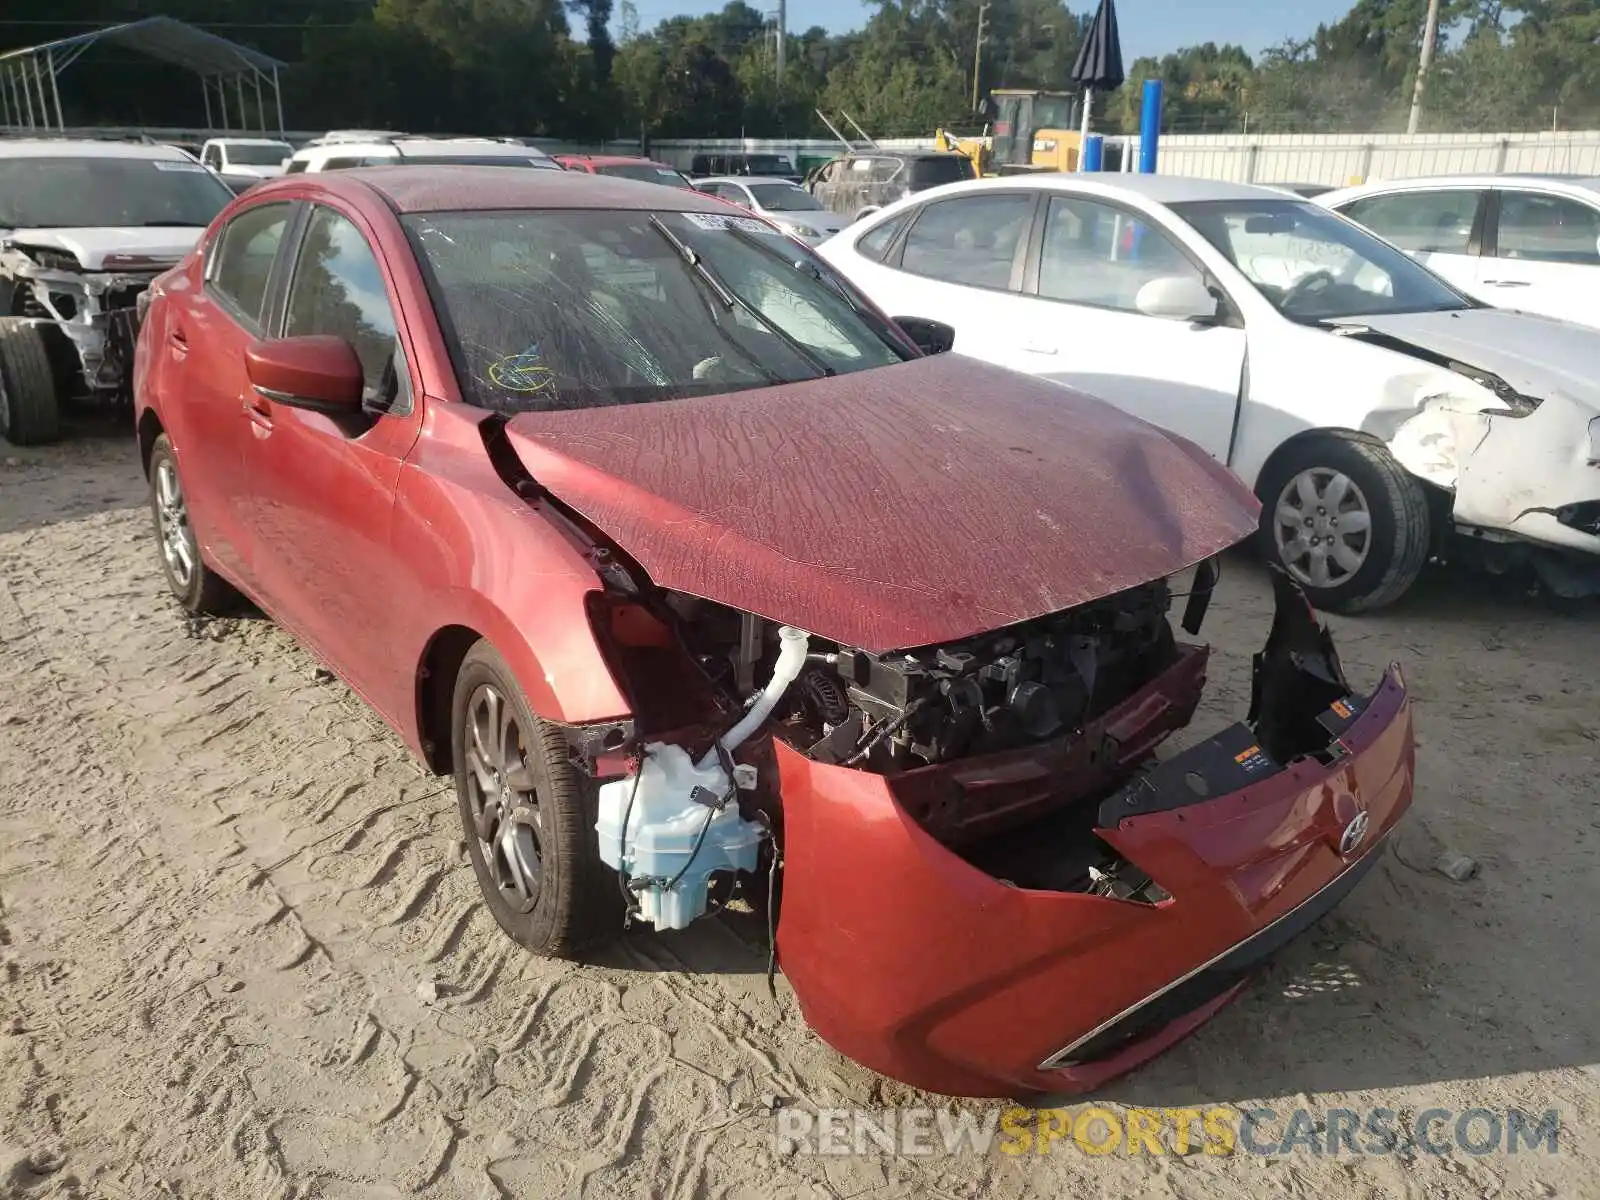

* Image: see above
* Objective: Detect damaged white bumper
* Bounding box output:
[3,252,155,395]
[1387,388,1600,556]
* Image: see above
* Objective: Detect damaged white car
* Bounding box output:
[0,139,233,445]
[819,175,1600,609]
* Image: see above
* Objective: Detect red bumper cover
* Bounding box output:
[773,663,1413,1098]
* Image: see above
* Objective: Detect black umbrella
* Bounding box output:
[1070,0,1125,143]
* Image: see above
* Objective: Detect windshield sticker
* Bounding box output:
[487,349,557,396]
[682,212,775,235]
[153,160,207,172]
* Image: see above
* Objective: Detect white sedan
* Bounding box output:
[1319,174,1600,330]
[818,174,1600,611]
[693,177,847,244]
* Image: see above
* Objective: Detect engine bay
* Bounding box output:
[662,579,1180,773]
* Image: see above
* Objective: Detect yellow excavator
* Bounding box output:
[936,89,1096,176]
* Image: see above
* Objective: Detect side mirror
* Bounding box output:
[245,336,365,415]
[892,316,956,356]
[1134,276,1221,323]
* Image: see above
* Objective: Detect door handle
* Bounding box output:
[1482,279,1531,288]
[168,328,188,349]
[1022,338,1058,355]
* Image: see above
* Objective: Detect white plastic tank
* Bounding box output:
[596,743,763,930]
[595,625,809,931]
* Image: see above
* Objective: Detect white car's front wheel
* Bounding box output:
[1256,432,1430,613]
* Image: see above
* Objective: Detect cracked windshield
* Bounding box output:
[405,208,909,413]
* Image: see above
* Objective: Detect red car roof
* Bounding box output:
[249,164,721,214]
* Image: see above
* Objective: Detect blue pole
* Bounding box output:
[1081,133,1104,172]
[1139,79,1163,173]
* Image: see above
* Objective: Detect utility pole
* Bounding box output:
[776,0,786,85]
[1407,0,1442,135]
[971,1,990,111]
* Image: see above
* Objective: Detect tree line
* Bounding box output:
[3,0,1597,141]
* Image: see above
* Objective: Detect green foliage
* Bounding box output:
[1,0,1595,137]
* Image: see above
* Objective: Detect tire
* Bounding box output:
[1255,432,1430,614]
[0,319,61,446]
[451,641,622,958]
[147,434,238,615]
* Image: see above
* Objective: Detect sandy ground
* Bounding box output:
[1,425,1598,1200]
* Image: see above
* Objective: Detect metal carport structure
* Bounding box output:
[0,15,287,135]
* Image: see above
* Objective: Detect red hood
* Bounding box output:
[504,355,1259,652]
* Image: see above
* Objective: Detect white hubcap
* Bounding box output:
[1273,467,1374,590]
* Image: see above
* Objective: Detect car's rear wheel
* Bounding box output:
[148,434,238,615]
[451,642,622,958]
[1255,432,1430,613]
[0,319,61,446]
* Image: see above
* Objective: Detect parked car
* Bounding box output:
[1319,174,1600,329]
[693,176,847,243]
[688,151,798,181]
[0,138,234,444]
[132,165,1412,1099]
[818,174,1600,610]
[285,135,559,174]
[808,150,978,223]
[199,137,293,180]
[554,154,693,189]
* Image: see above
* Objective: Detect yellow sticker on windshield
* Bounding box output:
[487,351,557,395]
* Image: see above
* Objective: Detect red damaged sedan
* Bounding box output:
[132,167,1414,1098]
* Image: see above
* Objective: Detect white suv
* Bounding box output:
[0,138,235,444]
[198,137,293,179]
[285,135,558,174]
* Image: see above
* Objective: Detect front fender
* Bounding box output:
[389,420,632,754]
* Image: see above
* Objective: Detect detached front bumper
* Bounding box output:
[773,587,1414,1098]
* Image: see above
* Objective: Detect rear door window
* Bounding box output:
[1338,189,1483,254]
[898,194,1034,290]
[1494,191,1600,265]
[909,156,976,188]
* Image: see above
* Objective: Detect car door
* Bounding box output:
[1333,187,1487,298]
[1010,194,1246,461]
[167,199,298,590]
[836,191,1041,365]
[1477,188,1600,327]
[241,201,423,724]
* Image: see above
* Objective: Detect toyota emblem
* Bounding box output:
[1339,811,1371,857]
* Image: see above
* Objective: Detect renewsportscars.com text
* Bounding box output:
[773,1105,1563,1158]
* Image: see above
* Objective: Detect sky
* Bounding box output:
[619,0,1360,62]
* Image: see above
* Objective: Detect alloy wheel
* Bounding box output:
[1272,467,1374,590]
[463,683,544,914]
[154,458,197,590]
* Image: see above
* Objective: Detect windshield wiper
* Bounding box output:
[647,215,835,380]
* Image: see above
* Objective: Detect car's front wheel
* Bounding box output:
[0,319,60,446]
[148,434,238,615]
[1255,432,1430,613]
[450,642,622,958]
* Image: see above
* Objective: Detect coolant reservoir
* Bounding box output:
[595,742,764,931]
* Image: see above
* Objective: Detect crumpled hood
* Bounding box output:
[6,226,203,270]
[1330,308,1600,413]
[505,354,1260,652]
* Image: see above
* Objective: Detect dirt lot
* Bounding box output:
[1,427,1597,1199]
